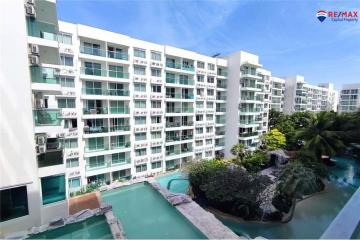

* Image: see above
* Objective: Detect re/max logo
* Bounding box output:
[327,11,358,18]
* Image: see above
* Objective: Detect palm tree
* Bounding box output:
[295,112,345,159]
[231,144,248,164]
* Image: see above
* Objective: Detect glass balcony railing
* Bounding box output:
[85,145,109,153]
[165,121,193,128]
[33,109,61,126]
[30,66,59,84]
[111,142,131,149]
[37,150,63,168]
[182,107,194,113]
[217,71,227,77]
[82,88,130,96]
[110,107,130,114]
[215,141,225,147]
[241,96,256,101]
[217,96,227,100]
[83,107,108,115]
[166,108,182,113]
[80,46,106,57]
[239,108,262,113]
[166,93,194,99]
[215,131,225,135]
[216,108,226,112]
[166,77,194,85]
[109,125,130,132]
[217,83,227,88]
[80,67,129,79]
[239,132,258,138]
[181,147,193,153]
[216,119,226,124]
[26,18,57,41]
[84,126,109,134]
[107,51,129,60]
[239,120,256,124]
[166,149,181,156]
[166,62,194,72]
[86,162,109,171]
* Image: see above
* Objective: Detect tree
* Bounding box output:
[295,112,345,159]
[264,129,286,150]
[230,144,248,164]
[242,150,269,172]
[269,109,285,129]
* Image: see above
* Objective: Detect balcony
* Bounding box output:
[217,82,227,88]
[166,107,194,113]
[111,142,131,150]
[166,76,194,86]
[109,125,131,132]
[217,71,227,77]
[30,66,59,84]
[166,62,194,72]
[37,142,63,168]
[166,93,194,99]
[216,118,226,124]
[82,88,130,97]
[110,107,130,114]
[33,109,61,126]
[166,149,181,156]
[239,120,256,125]
[26,18,57,41]
[239,132,258,138]
[84,126,108,134]
[80,46,129,61]
[216,95,227,101]
[80,67,129,79]
[239,108,262,113]
[166,121,193,128]
[85,144,109,153]
[83,107,108,115]
[107,50,129,61]
[216,107,226,112]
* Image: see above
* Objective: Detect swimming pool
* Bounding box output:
[157,157,360,239]
[27,215,113,239]
[156,171,189,193]
[101,182,206,239]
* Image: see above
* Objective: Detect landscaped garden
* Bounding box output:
[185,111,360,234]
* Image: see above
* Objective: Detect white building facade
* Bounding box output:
[338,84,360,113]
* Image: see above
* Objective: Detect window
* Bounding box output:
[151,101,161,108]
[197,89,204,96]
[152,85,161,93]
[206,114,213,121]
[58,98,75,108]
[64,119,77,129]
[151,116,161,124]
[135,116,146,125]
[197,61,205,69]
[206,127,213,133]
[196,115,203,121]
[112,169,130,180]
[66,158,79,168]
[207,89,214,95]
[151,161,162,169]
[136,164,147,172]
[134,100,146,108]
[60,77,75,88]
[68,177,80,189]
[195,153,202,159]
[0,186,29,222]
[197,75,204,82]
[196,101,204,108]
[60,55,73,66]
[134,65,146,75]
[88,155,105,169]
[135,132,147,141]
[63,139,78,149]
[41,175,66,205]
[207,77,215,83]
[196,127,203,134]
[205,151,212,157]
[134,83,146,92]
[208,63,215,71]
[206,139,213,145]
[151,51,161,61]
[196,140,203,146]
[134,48,146,58]
[151,146,162,154]
[112,152,128,165]
[84,62,102,76]
[58,32,72,44]
[151,68,162,77]
[151,131,161,139]
[87,137,104,151]
[207,101,214,108]
[135,148,147,156]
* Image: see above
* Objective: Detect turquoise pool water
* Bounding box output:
[158,157,360,239]
[101,182,206,239]
[156,171,189,193]
[27,215,112,239]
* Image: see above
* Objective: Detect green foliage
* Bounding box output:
[275,162,324,199]
[230,144,248,163]
[188,159,271,219]
[294,150,329,178]
[241,150,269,172]
[269,109,286,128]
[264,129,286,150]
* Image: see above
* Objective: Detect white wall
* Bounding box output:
[0,0,42,234]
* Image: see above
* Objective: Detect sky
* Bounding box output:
[57,0,360,90]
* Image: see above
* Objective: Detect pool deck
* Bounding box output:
[68,192,100,215]
[99,177,244,239]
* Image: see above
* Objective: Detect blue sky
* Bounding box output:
[57,0,360,90]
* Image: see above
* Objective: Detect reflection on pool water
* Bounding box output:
[156,157,360,239]
[156,171,189,193]
[101,182,206,239]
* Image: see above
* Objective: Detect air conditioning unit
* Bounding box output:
[31,44,39,55]
[37,145,46,154]
[29,55,39,65]
[25,4,36,17]
[27,0,35,5]
[37,135,46,145]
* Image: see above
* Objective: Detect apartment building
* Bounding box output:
[0,0,342,235]
[283,76,338,114]
[338,83,360,113]
[270,77,285,112]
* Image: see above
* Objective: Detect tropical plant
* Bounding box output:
[264,129,286,150]
[242,150,269,172]
[294,150,329,178]
[295,112,346,159]
[269,109,285,129]
[230,143,248,164]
